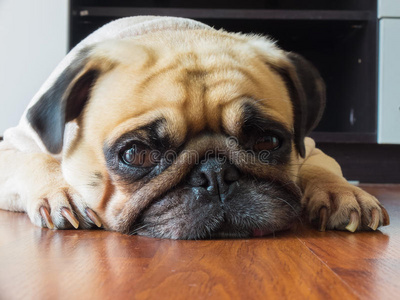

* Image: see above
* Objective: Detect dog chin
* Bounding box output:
[207,224,293,239]
[129,179,301,240]
[133,218,295,240]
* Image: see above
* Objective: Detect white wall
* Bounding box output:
[378,0,400,18]
[0,0,68,135]
[378,19,400,144]
[378,0,400,144]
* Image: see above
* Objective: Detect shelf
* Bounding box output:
[310,132,377,143]
[74,7,374,21]
[69,4,379,146]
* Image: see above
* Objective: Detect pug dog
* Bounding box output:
[0,16,389,239]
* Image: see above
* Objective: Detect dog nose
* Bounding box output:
[187,157,241,196]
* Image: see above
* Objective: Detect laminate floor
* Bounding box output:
[0,184,399,299]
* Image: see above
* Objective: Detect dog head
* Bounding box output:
[27,28,325,239]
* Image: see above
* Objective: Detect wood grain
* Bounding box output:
[296,185,400,299]
[0,184,399,299]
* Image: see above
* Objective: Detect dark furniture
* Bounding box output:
[69,0,400,182]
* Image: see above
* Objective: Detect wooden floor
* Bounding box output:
[0,185,399,299]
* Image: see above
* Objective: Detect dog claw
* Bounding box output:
[368,209,380,230]
[345,211,359,232]
[318,207,328,232]
[85,208,102,228]
[61,207,79,229]
[381,206,390,226]
[39,206,54,229]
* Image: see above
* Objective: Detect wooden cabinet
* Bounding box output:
[70,0,379,144]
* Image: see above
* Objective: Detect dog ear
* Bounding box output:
[279,53,326,158]
[27,48,101,154]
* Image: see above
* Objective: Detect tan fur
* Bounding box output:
[0,28,388,233]
[61,30,294,227]
[296,138,385,230]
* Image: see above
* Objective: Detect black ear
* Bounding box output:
[281,53,326,157]
[27,49,100,154]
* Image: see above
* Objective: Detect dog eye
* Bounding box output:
[254,136,280,151]
[121,144,156,167]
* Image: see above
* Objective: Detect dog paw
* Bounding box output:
[26,184,102,230]
[303,182,390,232]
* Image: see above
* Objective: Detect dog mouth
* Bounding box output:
[131,202,300,240]
[129,178,302,240]
[132,203,298,239]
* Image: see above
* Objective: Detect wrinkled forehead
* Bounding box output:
[85,33,294,146]
[104,101,293,154]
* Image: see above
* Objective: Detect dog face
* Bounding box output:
[27,29,325,239]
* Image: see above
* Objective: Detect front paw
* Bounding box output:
[303,182,390,232]
[26,183,102,230]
